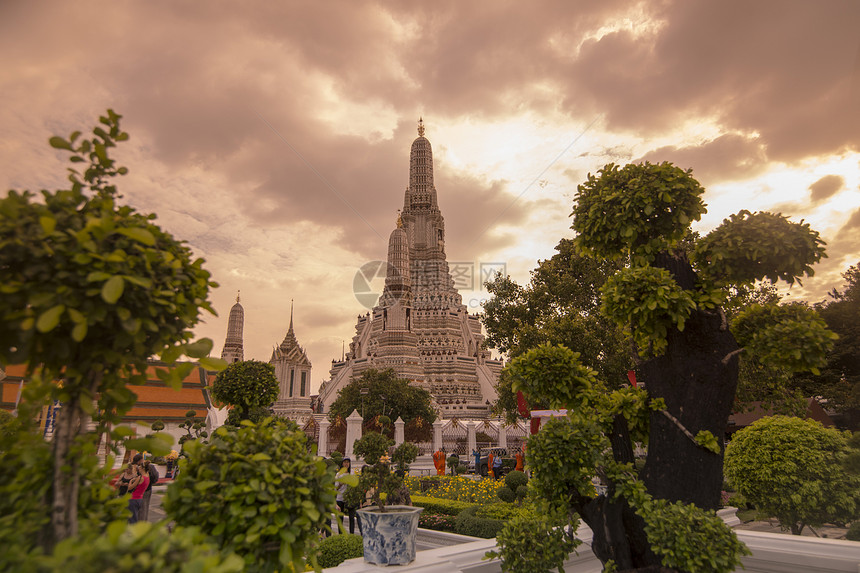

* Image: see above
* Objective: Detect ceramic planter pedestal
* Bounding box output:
[356,505,424,566]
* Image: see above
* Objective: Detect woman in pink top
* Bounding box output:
[127,463,150,524]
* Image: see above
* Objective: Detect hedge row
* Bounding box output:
[454,506,506,539]
[411,495,479,516]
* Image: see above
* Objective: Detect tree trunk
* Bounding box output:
[640,253,740,510]
[51,396,82,544]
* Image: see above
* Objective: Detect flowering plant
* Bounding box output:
[166,450,179,461]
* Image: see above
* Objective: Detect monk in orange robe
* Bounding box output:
[514,450,524,472]
[487,453,495,479]
[433,449,446,475]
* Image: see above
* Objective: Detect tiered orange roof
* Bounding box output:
[1,361,215,423]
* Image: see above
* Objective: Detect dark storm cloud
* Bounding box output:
[637,134,768,185]
[809,175,845,203]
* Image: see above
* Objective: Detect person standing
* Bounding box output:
[127,463,149,524]
[140,459,159,521]
[116,463,135,496]
[336,458,361,535]
[433,449,446,476]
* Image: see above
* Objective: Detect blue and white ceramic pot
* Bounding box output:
[356,505,424,566]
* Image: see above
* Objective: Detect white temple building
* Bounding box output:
[217,295,314,425]
[317,120,503,419]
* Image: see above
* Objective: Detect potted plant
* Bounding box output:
[350,432,422,566]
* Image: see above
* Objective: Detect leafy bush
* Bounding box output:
[454,506,506,539]
[847,521,860,542]
[725,416,860,535]
[353,431,414,510]
[642,500,750,573]
[456,463,469,474]
[317,534,363,568]
[497,486,516,503]
[504,470,528,491]
[410,495,478,516]
[487,514,581,573]
[501,458,516,472]
[392,442,419,475]
[516,485,529,501]
[212,361,279,425]
[39,521,243,572]
[163,418,336,573]
[0,428,127,572]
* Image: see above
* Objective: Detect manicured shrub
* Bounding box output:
[411,495,478,516]
[725,416,860,535]
[454,506,506,539]
[39,522,243,573]
[497,486,516,503]
[456,463,469,475]
[516,485,528,501]
[501,458,516,472]
[504,470,528,491]
[488,514,581,572]
[163,418,336,573]
[317,534,363,568]
[846,522,860,542]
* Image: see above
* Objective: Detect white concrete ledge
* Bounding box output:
[326,519,860,572]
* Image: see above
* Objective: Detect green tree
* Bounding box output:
[163,418,336,572]
[793,262,860,429]
[211,360,279,425]
[328,369,436,434]
[494,162,833,572]
[725,416,860,534]
[0,111,222,549]
[483,239,631,422]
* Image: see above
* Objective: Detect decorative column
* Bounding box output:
[394,416,405,446]
[498,420,508,450]
[345,409,363,459]
[466,421,476,457]
[318,418,330,457]
[432,419,444,452]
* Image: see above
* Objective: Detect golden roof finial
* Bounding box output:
[236,290,241,303]
[396,209,403,228]
[417,117,425,137]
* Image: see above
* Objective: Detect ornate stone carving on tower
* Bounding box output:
[318,120,502,419]
[220,292,244,363]
[270,301,313,423]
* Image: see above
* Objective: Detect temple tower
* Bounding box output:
[271,301,313,423]
[319,120,502,419]
[220,292,244,363]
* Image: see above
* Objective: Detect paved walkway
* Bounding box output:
[735,517,849,539]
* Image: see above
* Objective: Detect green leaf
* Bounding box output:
[49,136,73,150]
[101,275,125,304]
[39,216,57,234]
[36,304,65,333]
[185,338,214,359]
[71,322,88,342]
[199,356,228,372]
[117,227,156,246]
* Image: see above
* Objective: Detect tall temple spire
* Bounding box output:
[289,299,294,333]
[221,291,245,363]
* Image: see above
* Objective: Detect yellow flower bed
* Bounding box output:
[406,475,502,505]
